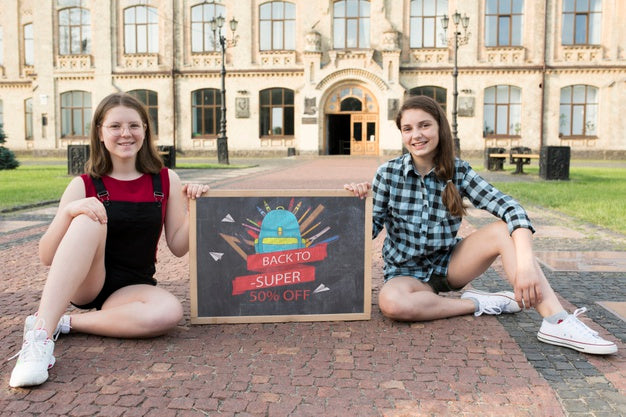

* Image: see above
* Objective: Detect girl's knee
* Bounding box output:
[378,291,414,321]
[150,296,183,333]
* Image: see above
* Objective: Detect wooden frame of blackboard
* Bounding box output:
[190,189,372,324]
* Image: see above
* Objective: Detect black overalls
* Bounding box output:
[73,174,165,310]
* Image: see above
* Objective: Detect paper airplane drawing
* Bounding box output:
[313,284,330,294]
[209,252,224,261]
[221,214,235,223]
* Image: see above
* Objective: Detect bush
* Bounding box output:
[0,124,19,170]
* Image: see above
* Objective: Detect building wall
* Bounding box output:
[0,0,624,158]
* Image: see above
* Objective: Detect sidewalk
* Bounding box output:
[1,156,624,416]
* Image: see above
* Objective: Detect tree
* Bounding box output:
[0,124,20,170]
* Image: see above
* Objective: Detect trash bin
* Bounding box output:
[287,147,296,157]
[540,146,570,180]
[157,145,176,168]
[67,144,90,175]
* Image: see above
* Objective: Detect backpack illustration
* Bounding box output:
[255,208,305,253]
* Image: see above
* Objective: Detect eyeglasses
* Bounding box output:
[101,122,146,136]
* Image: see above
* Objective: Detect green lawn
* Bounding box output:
[0,165,71,210]
[0,161,252,211]
[2,163,625,236]
[490,166,626,235]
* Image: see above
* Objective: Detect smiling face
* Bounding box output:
[400,108,440,168]
[99,105,146,161]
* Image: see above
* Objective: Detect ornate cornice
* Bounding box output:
[315,68,389,91]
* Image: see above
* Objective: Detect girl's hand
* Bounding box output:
[344,182,371,199]
[64,197,107,224]
[182,183,210,200]
[514,264,543,309]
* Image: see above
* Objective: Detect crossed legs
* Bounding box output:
[378,221,564,322]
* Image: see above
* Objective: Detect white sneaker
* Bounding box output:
[537,307,618,355]
[23,315,71,341]
[461,289,522,316]
[9,329,56,388]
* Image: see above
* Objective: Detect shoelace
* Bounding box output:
[566,307,599,338]
[478,304,503,315]
[8,330,49,363]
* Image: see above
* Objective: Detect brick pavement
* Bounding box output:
[1,156,624,416]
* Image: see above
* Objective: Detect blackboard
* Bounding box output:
[190,190,372,323]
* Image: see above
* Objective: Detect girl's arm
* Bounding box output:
[164,170,209,257]
[39,176,107,265]
[511,227,543,308]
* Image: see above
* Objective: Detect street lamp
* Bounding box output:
[441,11,470,156]
[210,15,238,164]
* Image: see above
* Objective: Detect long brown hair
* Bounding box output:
[85,92,163,177]
[395,95,465,217]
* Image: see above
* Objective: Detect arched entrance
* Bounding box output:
[324,84,379,155]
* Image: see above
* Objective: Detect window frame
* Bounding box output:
[190,2,226,53]
[259,88,294,137]
[259,1,296,51]
[25,98,33,140]
[24,23,34,66]
[333,0,371,50]
[128,89,158,135]
[60,91,92,138]
[561,0,602,45]
[123,5,159,54]
[58,6,91,55]
[409,0,448,49]
[485,0,524,47]
[559,84,598,138]
[191,88,222,138]
[409,86,448,112]
[483,85,522,137]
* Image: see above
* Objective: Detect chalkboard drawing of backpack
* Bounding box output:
[255,208,305,254]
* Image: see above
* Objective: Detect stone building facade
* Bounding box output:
[0,0,624,158]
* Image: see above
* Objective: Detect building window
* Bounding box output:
[60,91,91,138]
[124,5,158,54]
[24,23,34,66]
[333,0,370,49]
[59,7,91,55]
[260,1,296,51]
[192,89,221,137]
[562,0,601,45]
[483,85,521,136]
[128,89,158,135]
[559,85,597,137]
[191,2,225,53]
[260,88,294,137]
[409,86,447,112]
[25,98,33,140]
[485,0,523,47]
[410,0,448,48]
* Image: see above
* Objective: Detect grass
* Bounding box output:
[490,166,626,234]
[0,160,253,211]
[0,165,71,210]
[2,162,625,236]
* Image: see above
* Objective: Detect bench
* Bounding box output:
[484,147,539,174]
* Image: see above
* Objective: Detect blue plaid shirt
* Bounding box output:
[372,154,534,281]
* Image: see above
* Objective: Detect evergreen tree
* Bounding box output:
[0,124,20,170]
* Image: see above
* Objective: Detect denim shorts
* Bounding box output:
[426,273,464,294]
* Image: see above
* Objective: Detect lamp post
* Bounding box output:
[441,11,470,156]
[210,15,238,164]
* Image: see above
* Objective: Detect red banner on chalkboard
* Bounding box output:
[246,243,328,271]
[232,265,316,295]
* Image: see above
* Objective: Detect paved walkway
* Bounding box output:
[1,156,624,416]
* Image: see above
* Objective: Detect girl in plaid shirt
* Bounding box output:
[346,95,616,355]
